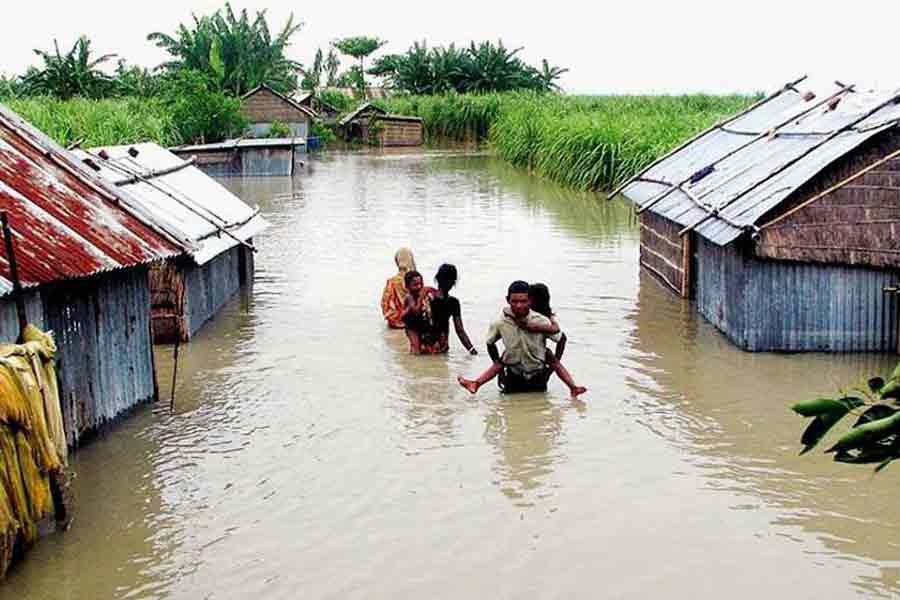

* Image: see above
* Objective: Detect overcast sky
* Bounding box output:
[3,1,898,94]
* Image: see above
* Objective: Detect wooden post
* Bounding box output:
[681,232,693,299]
[170,337,181,411]
[1,212,28,343]
[148,318,160,403]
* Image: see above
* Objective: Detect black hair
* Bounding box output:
[507,280,530,298]
[404,270,423,288]
[435,263,458,294]
[528,283,553,318]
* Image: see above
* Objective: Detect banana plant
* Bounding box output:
[793,362,900,471]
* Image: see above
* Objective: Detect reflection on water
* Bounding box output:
[2,149,900,599]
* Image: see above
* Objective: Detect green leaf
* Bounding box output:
[826,412,900,453]
[792,398,849,417]
[209,37,225,83]
[800,412,845,454]
[852,404,897,428]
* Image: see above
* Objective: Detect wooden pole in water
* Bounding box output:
[1,212,28,343]
[170,337,181,411]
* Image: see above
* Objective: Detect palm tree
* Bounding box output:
[148,3,303,95]
[536,59,569,92]
[22,36,116,99]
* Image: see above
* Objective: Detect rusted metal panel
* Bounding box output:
[0,104,183,294]
[43,268,155,445]
[695,236,900,352]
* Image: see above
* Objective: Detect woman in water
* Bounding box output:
[381,247,417,329]
[403,264,478,356]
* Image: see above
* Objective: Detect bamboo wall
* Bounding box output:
[241,88,311,136]
[42,269,156,445]
[696,237,900,352]
[639,211,691,297]
[757,130,900,269]
[376,118,424,147]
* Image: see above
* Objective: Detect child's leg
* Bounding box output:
[545,350,587,398]
[406,329,422,354]
[457,362,502,395]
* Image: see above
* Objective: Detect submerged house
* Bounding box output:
[241,84,317,138]
[294,91,341,122]
[621,79,900,353]
[0,105,186,445]
[74,143,269,343]
[340,103,424,147]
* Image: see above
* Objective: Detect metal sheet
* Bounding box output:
[622,84,900,246]
[0,104,184,295]
[75,143,269,266]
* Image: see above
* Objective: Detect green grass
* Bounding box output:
[382,91,758,191]
[3,96,181,147]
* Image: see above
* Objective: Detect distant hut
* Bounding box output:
[0,105,186,445]
[293,91,341,122]
[620,78,900,353]
[340,103,424,147]
[74,143,269,343]
[241,84,317,138]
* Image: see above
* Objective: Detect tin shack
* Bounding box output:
[171,138,306,177]
[241,83,317,138]
[0,104,186,445]
[621,79,900,352]
[75,143,269,343]
[340,103,424,147]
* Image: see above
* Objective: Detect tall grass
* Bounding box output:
[4,96,181,147]
[383,92,757,191]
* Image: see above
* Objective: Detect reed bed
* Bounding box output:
[383,92,757,191]
[4,97,181,147]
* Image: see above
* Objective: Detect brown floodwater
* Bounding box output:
[3,150,900,599]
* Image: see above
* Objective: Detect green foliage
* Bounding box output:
[5,96,179,147]
[373,40,566,95]
[20,36,116,99]
[793,362,900,471]
[265,120,292,138]
[112,61,165,97]
[325,49,341,87]
[336,66,366,98]
[333,36,386,61]
[148,2,303,95]
[318,89,353,112]
[0,74,25,99]
[301,48,324,90]
[381,92,755,191]
[310,120,337,145]
[158,70,246,144]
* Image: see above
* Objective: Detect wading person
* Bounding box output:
[381,247,417,329]
[400,270,430,353]
[458,280,575,395]
[415,264,478,355]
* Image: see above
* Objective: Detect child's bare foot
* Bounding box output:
[457,376,479,395]
[570,386,587,399]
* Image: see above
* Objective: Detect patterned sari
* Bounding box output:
[381,248,416,329]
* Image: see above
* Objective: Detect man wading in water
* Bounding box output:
[458,280,582,395]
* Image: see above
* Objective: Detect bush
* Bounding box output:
[265,120,292,138]
[158,70,245,144]
[310,120,337,145]
[318,89,353,112]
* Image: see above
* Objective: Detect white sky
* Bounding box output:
[3,1,898,94]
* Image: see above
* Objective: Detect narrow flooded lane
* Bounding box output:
[3,151,900,599]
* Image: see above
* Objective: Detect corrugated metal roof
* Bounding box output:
[0,104,185,296]
[621,81,900,246]
[172,138,306,152]
[75,143,269,266]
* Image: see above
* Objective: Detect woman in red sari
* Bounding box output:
[381,248,417,329]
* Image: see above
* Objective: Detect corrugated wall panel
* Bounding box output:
[183,245,245,337]
[43,268,155,445]
[695,237,900,352]
[0,292,44,341]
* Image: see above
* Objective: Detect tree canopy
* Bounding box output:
[147,3,303,95]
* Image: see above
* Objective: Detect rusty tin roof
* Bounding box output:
[0,104,187,296]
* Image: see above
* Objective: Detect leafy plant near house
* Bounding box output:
[20,36,116,99]
[333,36,386,95]
[158,69,245,144]
[265,120,292,138]
[148,2,303,95]
[792,362,900,471]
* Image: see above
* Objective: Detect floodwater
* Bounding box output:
[3,150,900,599]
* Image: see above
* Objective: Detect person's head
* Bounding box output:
[435,263,458,294]
[528,283,552,318]
[506,280,531,318]
[404,270,423,295]
[394,247,416,274]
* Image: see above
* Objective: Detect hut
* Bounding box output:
[0,104,186,445]
[340,103,424,147]
[74,143,269,343]
[620,78,900,353]
[170,138,306,177]
[241,84,317,138]
[293,91,341,122]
